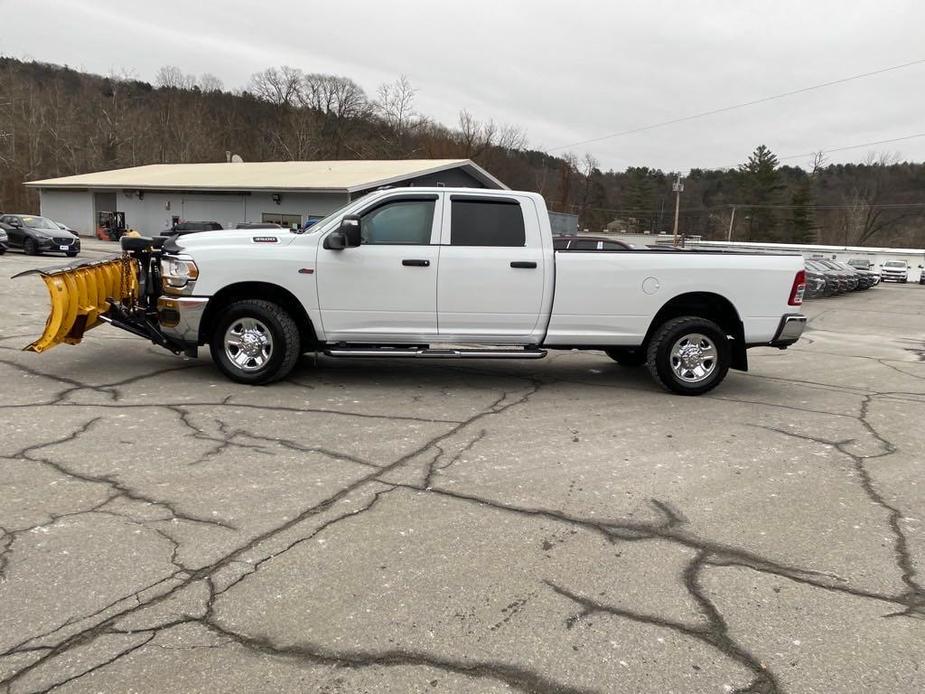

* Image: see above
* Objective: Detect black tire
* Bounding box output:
[66,251,78,258]
[646,316,730,396]
[209,299,300,385]
[24,238,40,255]
[604,347,646,367]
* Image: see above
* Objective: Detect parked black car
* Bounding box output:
[805,259,844,295]
[0,214,80,256]
[0,221,10,255]
[803,262,828,298]
[161,221,223,237]
[553,236,633,251]
[832,260,876,289]
[815,259,858,291]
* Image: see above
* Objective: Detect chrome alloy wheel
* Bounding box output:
[224,318,274,371]
[669,332,717,383]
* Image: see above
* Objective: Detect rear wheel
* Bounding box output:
[604,347,646,367]
[24,238,39,255]
[646,316,730,396]
[209,300,300,385]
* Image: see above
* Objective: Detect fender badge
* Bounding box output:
[252,236,278,243]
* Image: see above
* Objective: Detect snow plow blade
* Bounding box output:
[14,256,138,352]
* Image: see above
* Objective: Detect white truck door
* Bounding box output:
[436,194,546,342]
[315,194,442,342]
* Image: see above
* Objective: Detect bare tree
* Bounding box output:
[839,152,920,245]
[374,75,423,150]
[248,66,303,106]
[301,74,368,118]
[457,109,496,157]
[199,73,224,93]
[154,65,195,90]
[810,150,827,176]
[496,123,526,152]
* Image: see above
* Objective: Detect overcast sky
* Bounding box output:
[3,0,924,172]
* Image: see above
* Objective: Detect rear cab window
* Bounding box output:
[449,197,526,247]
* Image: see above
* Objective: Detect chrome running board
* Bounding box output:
[325,346,547,359]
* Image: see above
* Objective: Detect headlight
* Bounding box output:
[0,231,7,242]
[161,256,200,291]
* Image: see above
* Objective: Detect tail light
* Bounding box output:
[788,270,806,306]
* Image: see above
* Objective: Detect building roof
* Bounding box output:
[26,159,507,193]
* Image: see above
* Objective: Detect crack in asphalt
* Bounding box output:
[0,382,558,693]
[0,329,922,691]
[547,551,781,694]
[9,418,236,530]
[754,394,924,617]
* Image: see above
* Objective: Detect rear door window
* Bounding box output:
[450,199,526,247]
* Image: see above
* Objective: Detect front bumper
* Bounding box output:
[769,313,806,348]
[157,296,209,346]
[37,237,80,253]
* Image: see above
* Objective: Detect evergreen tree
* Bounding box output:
[738,145,785,241]
[788,179,816,243]
[624,167,658,232]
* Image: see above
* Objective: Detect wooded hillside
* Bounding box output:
[2,57,923,246]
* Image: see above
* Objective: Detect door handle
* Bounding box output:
[402,259,430,267]
[510,261,537,269]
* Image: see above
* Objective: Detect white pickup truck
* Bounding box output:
[133,187,806,395]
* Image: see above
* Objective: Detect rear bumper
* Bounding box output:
[768,313,806,348]
[157,296,209,346]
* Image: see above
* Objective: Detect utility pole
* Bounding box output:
[727,205,736,242]
[671,176,684,246]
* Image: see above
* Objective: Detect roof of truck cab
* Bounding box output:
[26,159,507,193]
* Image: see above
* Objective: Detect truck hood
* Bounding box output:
[170,230,299,252]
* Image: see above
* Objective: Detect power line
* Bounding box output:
[550,58,925,152]
[687,131,925,173]
[569,201,925,216]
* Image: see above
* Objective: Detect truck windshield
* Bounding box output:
[884,261,906,268]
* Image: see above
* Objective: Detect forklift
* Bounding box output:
[95,210,128,241]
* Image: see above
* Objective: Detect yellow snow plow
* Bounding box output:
[16,236,186,355]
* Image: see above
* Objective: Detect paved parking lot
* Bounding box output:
[1,240,924,693]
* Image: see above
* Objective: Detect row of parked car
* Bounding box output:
[804,258,881,298]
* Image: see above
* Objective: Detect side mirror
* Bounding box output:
[325,215,361,250]
[325,231,346,250]
[340,215,361,247]
[9,219,22,228]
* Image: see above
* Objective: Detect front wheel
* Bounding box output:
[24,238,40,255]
[209,299,300,385]
[646,316,730,395]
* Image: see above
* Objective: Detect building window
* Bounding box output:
[450,199,525,247]
[261,213,302,229]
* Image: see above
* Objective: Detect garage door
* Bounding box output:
[180,196,246,230]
